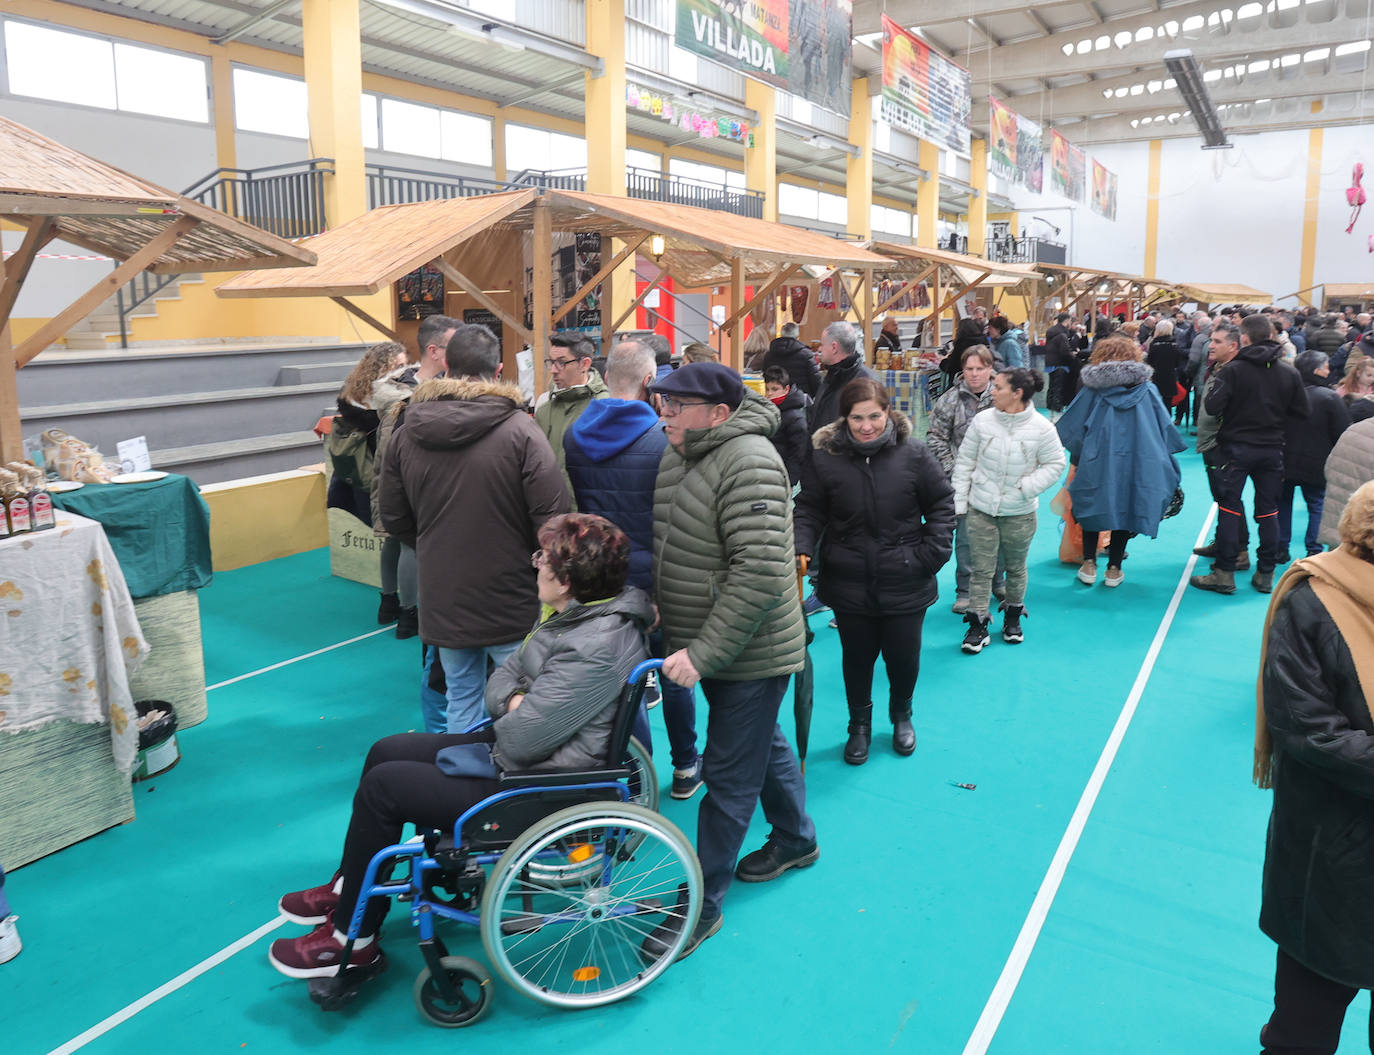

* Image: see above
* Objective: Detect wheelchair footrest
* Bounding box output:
[499,914,545,936]
[306,951,389,1011]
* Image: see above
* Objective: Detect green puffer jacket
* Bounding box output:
[652,391,806,681]
[536,371,609,502]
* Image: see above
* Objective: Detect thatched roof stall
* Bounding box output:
[220,188,894,385]
[1319,283,1374,311]
[0,117,316,460]
[1171,282,1274,308]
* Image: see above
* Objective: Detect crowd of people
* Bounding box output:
[305,302,1374,1052]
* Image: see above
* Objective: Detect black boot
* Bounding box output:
[844,702,872,765]
[395,606,419,639]
[377,592,401,624]
[890,701,915,757]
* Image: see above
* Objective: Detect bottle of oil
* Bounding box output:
[0,469,31,535]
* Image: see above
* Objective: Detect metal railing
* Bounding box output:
[624,167,765,218]
[985,235,1068,265]
[367,164,515,207]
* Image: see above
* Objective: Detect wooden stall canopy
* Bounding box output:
[0,116,316,461]
[1172,282,1274,305]
[220,188,896,384]
[1318,283,1374,308]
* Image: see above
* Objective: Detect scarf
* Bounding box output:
[1253,545,1374,788]
[846,418,896,455]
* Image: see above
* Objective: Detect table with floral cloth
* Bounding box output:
[0,513,150,868]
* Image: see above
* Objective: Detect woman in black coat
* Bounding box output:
[1280,351,1352,559]
[941,317,992,380]
[1144,320,1180,412]
[794,378,955,766]
[1256,483,1374,1054]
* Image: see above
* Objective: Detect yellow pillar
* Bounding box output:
[1143,139,1162,277]
[492,113,507,183]
[968,137,987,257]
[1298,103,1325,307]
[846,78,872,239]
[301,0,366,226]
[745,79,777,222]
[584,0,631,344]
[916,139,939,248]
[210,51,236,171]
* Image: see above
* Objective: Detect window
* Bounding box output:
[778,182,819,219]
[669,158,744,189]
[439,111,492,166]
[817,190,847,226]
[233,67,308,138]
[381,97,440,156]
[871,204,911,238]
[3,21,208,122]
[627,148,661,172]
[505,124,586,173]
[361,93,379,149]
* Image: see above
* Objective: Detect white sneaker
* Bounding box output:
[0,915,21,964]
[1076,561,1097,586]
[1103,565,1125,588]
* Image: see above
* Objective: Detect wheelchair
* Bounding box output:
[308,658,703,1027]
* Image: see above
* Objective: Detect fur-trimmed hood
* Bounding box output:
[404,376,528,451]
[812,408,913,455]
[1081,360,1153,391]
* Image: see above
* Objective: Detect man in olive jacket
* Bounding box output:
[643,361,817,962]
[379,324,570,733]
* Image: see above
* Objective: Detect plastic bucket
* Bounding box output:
[132,700,180,782]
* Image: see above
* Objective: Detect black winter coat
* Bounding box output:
[769,386,812,486]
[1261,582,1374,988]
[794,411,955,615]
[1205,341,1309,448]
[808,352,880,432]
[763,336,821,396]
[1283,375,1351,486]
[1145,336,1179,409]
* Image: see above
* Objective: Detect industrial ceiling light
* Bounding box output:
[1163,49,1232,149]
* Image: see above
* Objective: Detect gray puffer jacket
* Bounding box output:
[483,586,653,772]
[653,391,806,680]
[1318,419,1374,548]
[925,377,994,477]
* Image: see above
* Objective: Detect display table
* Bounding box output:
[52,474,211,727]
[0,513,149,868]
[877,368,944,435]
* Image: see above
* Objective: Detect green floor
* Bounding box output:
[9,450,1369,1054]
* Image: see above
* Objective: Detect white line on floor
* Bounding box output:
[206,625,397,691]
[47,916,289,1055]
[960,505,1219,1055]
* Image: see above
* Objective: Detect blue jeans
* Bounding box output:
[435,641,522,733]
[1278,482,1324,556]
[649,630,698,771]
[696,675,816,921]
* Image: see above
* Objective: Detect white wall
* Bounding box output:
[2,231,116,319]
[1313,123,1373,298]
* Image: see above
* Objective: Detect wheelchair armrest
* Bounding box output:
[461,717,495,734]
[497,766,631,789]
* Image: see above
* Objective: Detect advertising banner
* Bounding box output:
[878,14,972,157]
[1091,159,1118,221]
[1049,129,1086,202]
[675,0,853,117]
[988,96,1017,180]
[1017,112,1044,193]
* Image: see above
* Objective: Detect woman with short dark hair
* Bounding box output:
[794,379,955,765]
[268,513,653,985]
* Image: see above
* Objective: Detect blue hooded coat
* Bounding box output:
[563,398,665,592]
[1056,359,1186,537]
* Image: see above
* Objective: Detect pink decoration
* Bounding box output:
[1347,162,1366,234]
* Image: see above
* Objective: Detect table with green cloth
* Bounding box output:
[51,474,212,727]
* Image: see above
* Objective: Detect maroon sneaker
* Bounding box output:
[278,873,342,926]
[268,923,384,979]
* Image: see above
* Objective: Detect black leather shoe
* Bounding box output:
[892,716,916,756]
[734,839,820,883]
[843,725,871,765]
[1252,570,1274,593]
[395,607,419,639]
[377,592,401,624]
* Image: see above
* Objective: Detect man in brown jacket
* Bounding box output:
[379,323,569,732]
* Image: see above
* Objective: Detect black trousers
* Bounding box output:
[334,731,498,935]
[1214,441,1283,572]
[1082,529,1130,566]
[832,611,926,722]
[1262,948,1374,1055]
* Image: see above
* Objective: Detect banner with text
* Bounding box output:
[988,96,1018,179]
[674,0,853,117]
[878,14,971,157]
[1091,159,1118,221]
[1018,112,1044,193]
[1049,129,1086,202]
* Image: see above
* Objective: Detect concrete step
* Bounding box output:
[150,430,323,486]
[275,361,359,386]
[17,342,369,403]
[20,381,341,455]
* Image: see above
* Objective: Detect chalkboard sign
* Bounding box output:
[463,308,503,345]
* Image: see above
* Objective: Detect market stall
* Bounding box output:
[1032,263,1176,330]
[1167,281,1274,310]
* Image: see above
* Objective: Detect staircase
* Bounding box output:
[18,343,369,485]
[64,274,204,350]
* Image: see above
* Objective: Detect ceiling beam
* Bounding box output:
[851,0,1091,35]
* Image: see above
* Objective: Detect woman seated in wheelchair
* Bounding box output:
[269,512,653,981]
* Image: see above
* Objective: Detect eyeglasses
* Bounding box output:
[658,395,712,416]
[530,550,550,570]
[544,357,578,369]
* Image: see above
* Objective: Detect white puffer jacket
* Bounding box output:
[951,406,1067,517]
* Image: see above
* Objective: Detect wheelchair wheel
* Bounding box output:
[481,801,702,1008]
[413,955,493,1028]
[523,736,656,888]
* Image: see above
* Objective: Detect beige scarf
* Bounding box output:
[1254,545,1374,788]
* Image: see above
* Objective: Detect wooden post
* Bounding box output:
[0,322,19,462]
[930,267,941,348]
[531,196,552,396]
[729,257,745,373]
[858,267,872,355]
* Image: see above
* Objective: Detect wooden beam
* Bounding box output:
[12,216,197,367]
[729,257,745,373]
[0,322,19,462]
[432,258,532,346]
[530,196,552,395]
[330,296,402,342]
[551,233,647,328]
[715,263,801,333]
[924,270,992,327]
[0,219,56,329]
[611,271,668,334]
[872,264,938,318]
